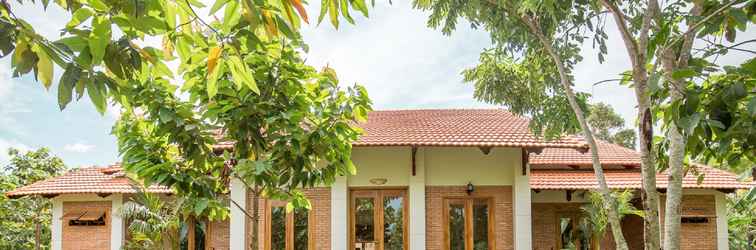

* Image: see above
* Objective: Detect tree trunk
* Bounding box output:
[250,188,261,250]
[660,3,702,249]
[598,0,663,248]
[35,220,41,250]
[520,15,630,250]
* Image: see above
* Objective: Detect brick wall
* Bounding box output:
[208,219,230,250]
[62,201,112,250]
[425,186,513,250]
[243,187,331,250]
[660,195,718,250]
[533,194,716,250]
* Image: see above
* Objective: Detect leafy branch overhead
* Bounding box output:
[1,0,374,229]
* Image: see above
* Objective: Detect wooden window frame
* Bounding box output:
[442,197,495,250]
[349,188,409,250]
[264,200,314,250]
[554,212,589,250]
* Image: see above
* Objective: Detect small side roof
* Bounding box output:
[529,140,754,190]
[5,165,171,198]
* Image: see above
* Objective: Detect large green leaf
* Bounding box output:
[66,8,93,29]
[89,16,111,65]
[58,64,81,110]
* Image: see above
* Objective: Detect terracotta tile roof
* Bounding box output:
[5,165,171,198]
[530,164,754,190]
[352,109,588,148]
[530,139,641,167]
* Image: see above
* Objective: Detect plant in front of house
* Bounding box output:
[578,190,643,250]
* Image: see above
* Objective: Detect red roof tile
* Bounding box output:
[352,109,587,148]
[530,139,641,167]
[5,165,171,198]
[530,164,754,190]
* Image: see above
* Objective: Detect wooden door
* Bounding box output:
[350,189,408,250]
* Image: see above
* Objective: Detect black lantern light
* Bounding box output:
[466,182,474,195]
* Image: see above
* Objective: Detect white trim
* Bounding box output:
[230,178,247,250]
[715,192,728,250]
[110,194,124,250]
[513,158,531,250]
[331,175,348,250]
[408,148,426,250]
[51,198,62,250]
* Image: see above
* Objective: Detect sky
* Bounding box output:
[0,1,753,168]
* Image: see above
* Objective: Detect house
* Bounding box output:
[6,109,753,250]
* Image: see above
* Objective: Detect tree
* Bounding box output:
[0,148,66,250]
[414,0,631,248]
[728,187,756,249]
[587,103,636,148]
[597,0,754,248]
[2,1,373,250]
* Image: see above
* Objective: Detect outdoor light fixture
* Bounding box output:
[466,182,474,195]
[370,178,388,185]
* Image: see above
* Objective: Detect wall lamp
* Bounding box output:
[466,182,474,195]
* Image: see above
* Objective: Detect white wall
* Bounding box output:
[229,178,247,250]
[512,153,531,250]
[409,148,426,250]
[331,175,348,250]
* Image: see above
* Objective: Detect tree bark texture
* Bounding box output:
[521,14,630,250]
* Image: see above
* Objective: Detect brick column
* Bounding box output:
[409,147,426,250]
[512,155,532,250]
[331,175,348,250]
[230,178,247,250]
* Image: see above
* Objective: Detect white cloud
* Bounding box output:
[63,142,96,153]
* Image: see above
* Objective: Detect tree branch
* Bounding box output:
[662,0,740,53]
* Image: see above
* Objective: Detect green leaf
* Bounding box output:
[56,36,88,52]
[66,8,93,29]
[207,60,224,98]
[351,0,369,17]
[318,0,329,25]
[89,16,111,65]
[33,44,54,89]
[58,64,81,110]
[210,0,229,14]
[671,68,696,80]
[86,77,107,115]
[345,160,356,175]
[329,0,340,28]
[222,0,241,33]
[228,55,257,92]
[194,198,209,215]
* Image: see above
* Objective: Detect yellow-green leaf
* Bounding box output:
[229,55,258,94]
[262,10,278,37]
[207,60,224,98]
[66,8,93,29]
[89,16,111,65]
[36,47,54,89]
[329,0,339,28]
[222,0,241,33]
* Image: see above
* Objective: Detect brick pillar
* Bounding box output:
[513,155,532,250]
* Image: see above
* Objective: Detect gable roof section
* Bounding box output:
[5,165,171,198]
[530,164,754,190]
[353,109,587,148]
[529,139,641,167]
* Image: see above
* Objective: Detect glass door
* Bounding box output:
[444,198,493,250]
[350,189,407,250]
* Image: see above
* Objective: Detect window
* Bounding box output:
[266,201,312,250]
[180,219,206,250]
[63,211,106,226]
[555,213,590,250]
[444,198,493,250]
